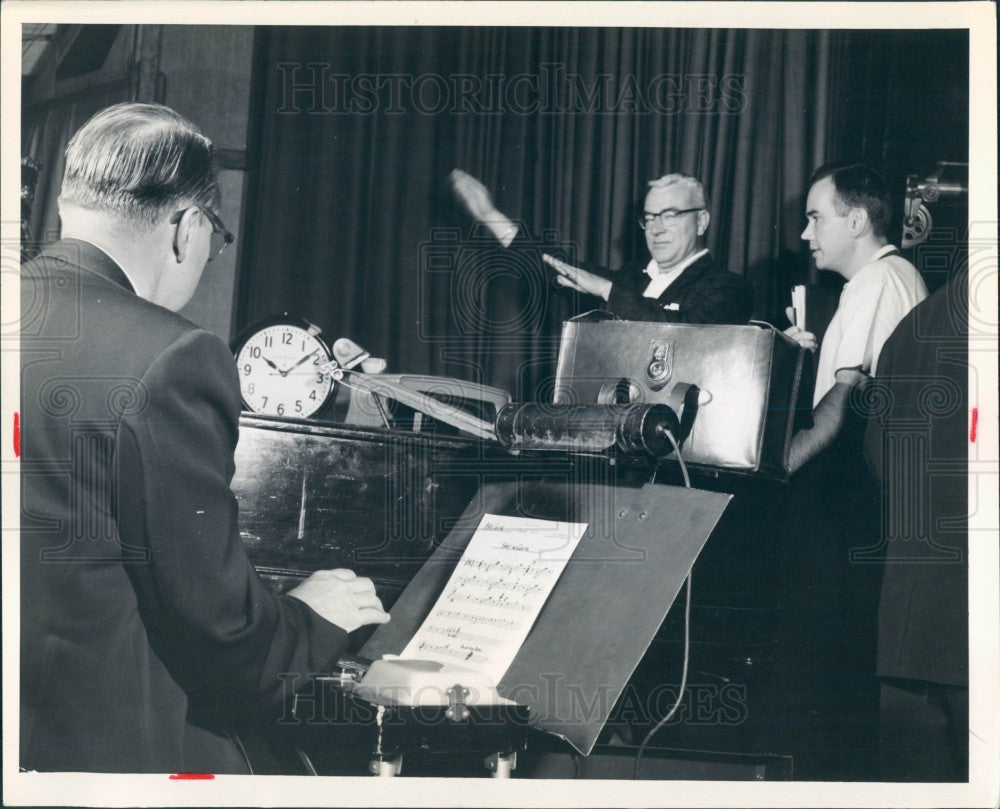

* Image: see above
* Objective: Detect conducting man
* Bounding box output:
[450,169,753,325]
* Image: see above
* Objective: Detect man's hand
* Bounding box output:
[543,253,613,301]
[834,365,869,388]
[288,569,390,633]
[448,169,518,246]
[449,169,496,221]
[783,306,818,351]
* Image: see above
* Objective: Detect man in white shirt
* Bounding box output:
[786,162,928,471]
[780,164,928,776]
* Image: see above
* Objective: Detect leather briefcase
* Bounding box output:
[553,316,810,479]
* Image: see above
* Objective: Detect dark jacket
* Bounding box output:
[20,240,348,773]
[863,277,968,687]
[604,252,753,324]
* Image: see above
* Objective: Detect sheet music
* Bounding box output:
[399,513,588,684]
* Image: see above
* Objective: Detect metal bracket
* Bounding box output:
[369,755,402,777]
[485,751,517,778]
[445,684,471,722]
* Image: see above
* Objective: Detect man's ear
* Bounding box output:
[847,206,870,237]
[696,208,711,237]
[171,207,199,264]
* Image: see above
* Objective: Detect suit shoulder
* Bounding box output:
[691,255,751,286]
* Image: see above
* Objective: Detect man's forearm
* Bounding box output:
[786,380,856,474]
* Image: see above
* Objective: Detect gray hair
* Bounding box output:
[59,102,220,225]
[647,173,709,210]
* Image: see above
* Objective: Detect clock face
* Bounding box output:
[234,324,334,418]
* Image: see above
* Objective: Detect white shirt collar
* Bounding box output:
[644,248,709,280]
[870,244,897,262]
[845,244,899,287]
[641,248,709,299]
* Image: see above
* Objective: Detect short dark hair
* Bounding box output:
[59,103,220,224]
[807,162,893,239]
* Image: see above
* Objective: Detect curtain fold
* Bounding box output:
[240,27,826,397]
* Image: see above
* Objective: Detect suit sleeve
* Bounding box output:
[116,329,349,708]
[605,270,753,324]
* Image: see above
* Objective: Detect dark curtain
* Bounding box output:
[239,27,829,398]
[823,29,969,295]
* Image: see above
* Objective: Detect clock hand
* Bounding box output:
[285,348,320,373]
[260,356,289,377]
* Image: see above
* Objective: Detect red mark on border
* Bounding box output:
[13,412,20,457]
[169,773,215,780]
[970,407,978,443]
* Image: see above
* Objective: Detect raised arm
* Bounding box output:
[449,169,519,247]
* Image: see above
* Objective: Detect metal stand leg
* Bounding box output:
[485,751,517,778]
[369,755,402,777]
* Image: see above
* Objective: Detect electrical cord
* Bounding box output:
[634,427,692,779]
[295,745,319,776]
[227,731,254,775]
[634,571,692,780]
[649,427,691,487]
[664,429,691,489]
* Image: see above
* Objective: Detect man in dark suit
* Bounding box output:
[862,273,969,781]
[450,169,753,324]
[19,103,389,774]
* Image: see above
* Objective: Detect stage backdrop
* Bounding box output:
[238,26,967,398]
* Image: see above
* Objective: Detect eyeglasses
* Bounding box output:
[169,206,235,261]
[638,206,703,230]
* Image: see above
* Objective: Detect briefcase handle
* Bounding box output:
[751,319,801,347]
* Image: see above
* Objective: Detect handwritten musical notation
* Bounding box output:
[400,513,588,684]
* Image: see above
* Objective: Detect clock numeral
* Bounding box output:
[247,383,255,394]
[309,390,317,400]
[295,400,303,413]
[316,372,325,384]
[261,396,268,408]
[277,403,285,416]
[313,355,320,365]
[282,332,293,345]
[243,364,252,375]
[249,346,262,359]
[264,335,273,347]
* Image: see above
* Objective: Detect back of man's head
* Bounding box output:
[807,162,892,239]
[59,103,220,226]
[648,173,709,210]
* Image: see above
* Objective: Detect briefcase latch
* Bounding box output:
[646,340,673,391]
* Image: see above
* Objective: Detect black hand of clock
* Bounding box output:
[285,348,320,374]
[260,356,287,376]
